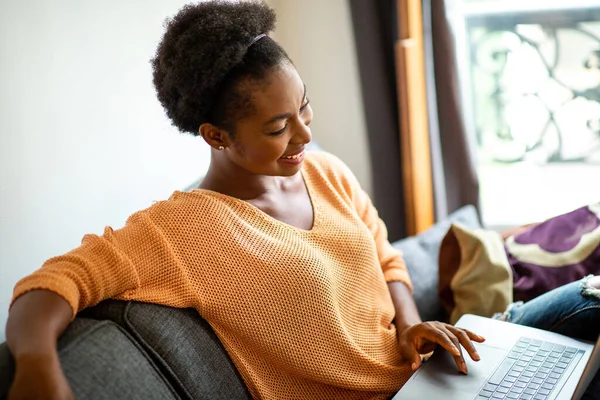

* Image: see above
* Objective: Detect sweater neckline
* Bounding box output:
[191,168,320,234]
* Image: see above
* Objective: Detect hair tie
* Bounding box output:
[249,33,267,47]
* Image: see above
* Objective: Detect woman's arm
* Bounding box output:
[10,209,179,318]
[6,290,75,399]
[333,156,484,373]
[388,281,422,333]
[6,206,184,398]
[7,290,72,358]
[321,153,485,373]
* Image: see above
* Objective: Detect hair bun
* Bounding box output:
[151,0,276,134]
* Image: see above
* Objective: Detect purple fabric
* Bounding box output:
[507,204,600,302]
[513,207,600,252]
[509,250,600,302]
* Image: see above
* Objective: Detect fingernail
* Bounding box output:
[474,351,480,361]
[411,362,417,371]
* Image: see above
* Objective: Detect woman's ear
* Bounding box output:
[199,123,232,150]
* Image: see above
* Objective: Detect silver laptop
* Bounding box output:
[394,314,600,400]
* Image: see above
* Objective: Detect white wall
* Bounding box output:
[0,0,371,341]
[268,0,372,195]
[0,0,210,340]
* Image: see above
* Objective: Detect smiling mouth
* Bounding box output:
[280,147,305,160]
[280,151,304,160]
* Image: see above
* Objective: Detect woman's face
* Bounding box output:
[221,63,313,177]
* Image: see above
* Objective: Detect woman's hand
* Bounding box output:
[8,353,74,400]
[398,321,485,374]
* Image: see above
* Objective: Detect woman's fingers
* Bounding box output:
[411,354,423,371]
[419,326,462,357]
[403,342,424,371]
[400,340,425,371]
[448,326,481,362]
[440,326,468,374]
[463,328,486,343]
[401,322,486,374]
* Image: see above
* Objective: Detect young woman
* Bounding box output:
[6,1,600,399]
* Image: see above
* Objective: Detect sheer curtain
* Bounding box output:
[426,0,480,219]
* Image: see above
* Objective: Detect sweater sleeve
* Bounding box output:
[10,208,185,318]
[350,185,413,291]
[319,153,413,291]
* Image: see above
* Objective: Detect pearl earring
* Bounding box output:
[218,146,225,151]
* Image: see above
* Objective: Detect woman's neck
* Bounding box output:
[199,156,298,201]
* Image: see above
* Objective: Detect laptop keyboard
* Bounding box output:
[477,337,583,400]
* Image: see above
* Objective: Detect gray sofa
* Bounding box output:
[0,146,481,399]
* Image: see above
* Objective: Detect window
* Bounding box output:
[456,0,600,226]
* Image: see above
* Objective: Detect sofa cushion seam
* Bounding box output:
[60,314,181,399]
[122,302,194,400]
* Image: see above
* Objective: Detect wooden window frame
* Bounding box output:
[395,0,435,235]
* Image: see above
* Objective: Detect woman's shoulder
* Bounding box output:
[304,151,351,176]
[303,151,361,189]
[135,189,242,227]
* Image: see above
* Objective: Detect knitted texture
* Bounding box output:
[12,152,413,399]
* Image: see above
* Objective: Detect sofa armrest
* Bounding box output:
[0,318,179,400]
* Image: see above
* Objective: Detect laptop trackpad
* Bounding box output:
[414,343,507,394]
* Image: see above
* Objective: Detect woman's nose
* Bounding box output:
[297,109,312,144]
[296,122,312,145]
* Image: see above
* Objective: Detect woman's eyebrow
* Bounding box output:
[263,84,307,126]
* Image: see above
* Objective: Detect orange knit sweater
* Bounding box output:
[12,152,414,399]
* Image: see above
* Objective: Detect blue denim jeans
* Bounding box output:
[495,276,600,400]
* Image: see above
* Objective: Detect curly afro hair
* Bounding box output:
[151,0,291,137]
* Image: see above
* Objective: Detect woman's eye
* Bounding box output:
[268,99,309,135]
[269,125,287,136]
[300,98,310,113]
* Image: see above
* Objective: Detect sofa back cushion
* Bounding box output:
[82,301,251,400]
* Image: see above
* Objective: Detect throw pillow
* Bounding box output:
[438,223,513,324]
[392,205,481,322]
[507,202,600,302]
